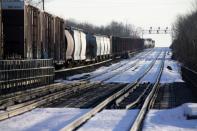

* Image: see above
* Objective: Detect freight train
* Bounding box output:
[0,2,155,68]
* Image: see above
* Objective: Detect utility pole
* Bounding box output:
[42,0,44,10]
[0,0,3,59]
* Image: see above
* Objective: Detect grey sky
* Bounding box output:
[45,0,195,47]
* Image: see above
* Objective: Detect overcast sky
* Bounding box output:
[45,0,195,47]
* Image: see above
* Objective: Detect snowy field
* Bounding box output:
[0,108,90,131]
[0,104,196,131]
[143,103,197,131]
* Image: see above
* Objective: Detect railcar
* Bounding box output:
[64,29,74,64]
[94,35,111,61]
[144,39,155,48]
[0,2,155,69]
[86,33,97,61]
[111,36,146,58]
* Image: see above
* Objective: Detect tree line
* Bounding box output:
[65,19,140,38]
[171,3,197,71]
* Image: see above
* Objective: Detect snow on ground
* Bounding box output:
[66,50,150,81]
[140,60,163,83]
[91,59,138,82]
[106,60,152,83]
[78,109,139,131]
[160,60,184,83]
[0,108,90,131]
[165,49,172,60]
[64,49,160,84]
[57,48,183,84]
[143,103,197,131]
[184,103,197,117]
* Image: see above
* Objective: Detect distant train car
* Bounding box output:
[68,28,86,62]
[86,33,97,61]
[111,36,145,58]
[144,39,155,48]
[65,29,74,63]
[94,35,110,61]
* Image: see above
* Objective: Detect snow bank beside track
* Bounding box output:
[143,103,197,131]
[160,60,184,83]
[0,108,90,131]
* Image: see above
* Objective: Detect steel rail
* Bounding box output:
[125,84,151,109]
[59,50,163,131]
[114,50,163,108]
[0,81,97,121]
[129,51,166,131]
[55,59,112,73]
[83,50,153,81]
[0,49,157,122]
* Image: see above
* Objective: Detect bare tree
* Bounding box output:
[171,6,197,70]
[65,19,140,38]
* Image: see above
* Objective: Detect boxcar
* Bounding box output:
[111,36,145,58]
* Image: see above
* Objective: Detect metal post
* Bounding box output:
[0,0,3,59]
[42,0,44,10]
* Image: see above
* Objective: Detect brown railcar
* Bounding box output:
[54,16,65,64]
[24,5,41,59]
[41,12,55,59]
[111,36,145,58]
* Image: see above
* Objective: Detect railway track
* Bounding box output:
[59,49,164,131]
[0,49,154,121]
[47,49,158,107]
[130,50,166,131]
